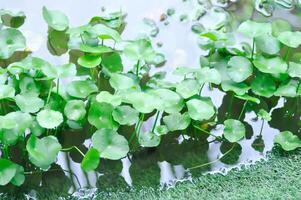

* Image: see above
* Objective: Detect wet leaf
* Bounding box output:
[176,79,200,99]
[109,73,139,91]
[251,73,276,98]
[78,54,102,68]
[66,80,98,98]
[123,39,156,62]
[0,159,17,186]
[81,148,100,172]
[64,100,86,121]
[96,91,121,107]
[90,24,121,42]
[221,80,250,95]
[224,119,246,143]
[112,105,139,126]
[92,129,129,160]
[238,20,272,38]
[37,109,63,129]
[186,98,215,121]
[274,131,301,151]
[88,102,118,129]
[272,19,291,37]
[227,56,253,82]
[163,112,191,131]
[15,93,44,113]
[26,135,62,170]
[124,91,158,114]
[277,31,301,48]
[138,131,161,147]
[42,63,77,78]
[274,79,299,97]
[257,109,271,121]
[288,62,301,79]
[255,35,280,55]
[101,52,123,73]
[195,67,222,85]
[0,84,15,99]
[253,56,287,75]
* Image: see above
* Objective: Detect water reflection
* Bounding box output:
[1,0,301,199]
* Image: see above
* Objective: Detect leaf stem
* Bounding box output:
[238,100,248,120]
[199,83,205,95]
[135,60,140,76]
[259,120,264,136]
[61,146,85,157]
[46,81,53,105]
[56,78,60,94]
[193,124,219,139]
[251,38,255,60]
[151,111,160,133]
[284,47,291,63]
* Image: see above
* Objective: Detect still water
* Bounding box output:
[1,0,301,199]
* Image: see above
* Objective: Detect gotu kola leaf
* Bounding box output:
[223,119,246,143]
[42,6,69,31]
[81,148,100,172]
[274,131,301,151]
[37,109,63,129]
[0,28,26,59]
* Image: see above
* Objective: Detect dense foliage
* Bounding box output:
[0,4,301,187]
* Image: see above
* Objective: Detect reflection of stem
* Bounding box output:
[61,146,85,157]
[151,111,160,133]
[238,100,248,120]
[259,120,264,136]
[193,125,219,139]
[188,144,236,170]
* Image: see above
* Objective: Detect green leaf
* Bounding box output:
[227,56,253,82]
[77,54,102,68]
[42,6,69,31]
[10,164,25,186]
[255,35,281,55]
[238,20,272,38]
[26,135,62,170]
[0,159,17,186]
[81,148,100,172]
[15,93,44,113]
[66,80,98,98]
[37,109,63,129]
[235,94,260,104]
[251,73,276,98]
[274,131,301,151]
[148,89,184,114]
[272,19,291,37]
[90,24,121,42]
[195,67,221,85]
[257,109,271,121]
[253,56,287,75]
[186,98,215,121]
[163,112,191,131]
[0,28,26,59]
[176,79,200,99]
[123,39,156,62]
[274,79,299,98]
[96,91,121,107]
[88,102,118,129]
[221,80,250,95]
[224,119,246,143]
[124,91,158,114]
[41,63,77,78]
[101,52,123,73]
[288,62,301,79]
[64,100,86,121]
[112,105,139,126]
[92,129,129,160]
[138,131,161,147]
[0,84,15,99]
[277,31,301,48]
[109,73,139,91]
[79,44,113,54]
[155,125,169,136]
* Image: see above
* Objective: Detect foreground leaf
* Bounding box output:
[81,148,100,172]
[224,119,246,143]
[274,131,301,151]
[42,6,69,31]
[37,109,63,129]
[0,28,26,59]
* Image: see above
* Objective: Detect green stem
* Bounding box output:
[193,125,218,138]
[56,78,60,94]
[129,113,145,144]
[284,47,291,63]
[238,100,248,120]
[259,120,264,136]
[188,144,236,170]
[251,38,255,60]
[46,81,53,105]
[135,60,140,76]
[151,111,160,133]
[61,146,85,157]
[199,83,205,95]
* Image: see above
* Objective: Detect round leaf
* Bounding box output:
[37,109,63,129]
[92,129,129,160]
[81,148,100,172]
[251,74,276,98]
[277,31,301,48]
[64,100,86,121]
[223,119,246,143]
[255,35,280,55]
[88,102,118,129]
[112,105,139,126]
[0,84,15,99]
[221,80,250,95]
[186,98,215,121]
[0,28,26,59]
[66,80,98,98]
[138,131,161,147]
[176,79,200,99]
[96,91,121,107]
[227,56,253,82]
[253,56,287,75]
[15,93,44,113]
[77,54,102,68]
[163,112,191,131]
[0,159,17,186]
[42,6,69,31]
[238,20,272,38]
[274,131,301,151]
[288,62,301,79]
